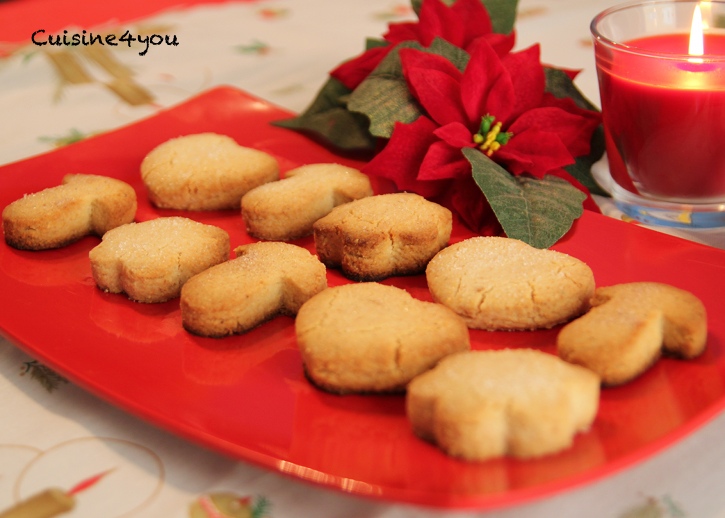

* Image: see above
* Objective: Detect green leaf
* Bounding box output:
[564,125,608,197]
[365,37,388,51]
[544,67,608,197]
[251,496,271,518]
[544,67,598,111]
[428,37,470,71]
[410,0,519,34]
[272,78,377,152]
[348,38,469,138]
[410,0,424,16]
[347,41,424,138]
[464,147,586,248]
[482,0,519,35]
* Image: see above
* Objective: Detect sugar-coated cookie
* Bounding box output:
[426,237,595,330]
[313,193,452,281]
[2,174,137,250]
[89,217,229,303]
[557,282,707,386]
[241,163,373,241]
[140,133,279,210]
[296,282,470,394]
[406,349,600,461]
[181,241,327,337]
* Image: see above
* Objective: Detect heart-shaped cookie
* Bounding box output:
[426,236,595,330]
[89,217,229,303]
[313,193,452,281]
[141,132,279,211]
[407,349,600,460]
[296,282,470,393]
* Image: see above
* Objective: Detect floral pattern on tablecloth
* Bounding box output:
[20,360,68,393]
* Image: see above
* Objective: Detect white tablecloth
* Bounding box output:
[2,1,725,517]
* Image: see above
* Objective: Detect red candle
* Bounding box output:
[596,33,725,202]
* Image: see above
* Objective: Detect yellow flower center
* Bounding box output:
[473,115,512,157]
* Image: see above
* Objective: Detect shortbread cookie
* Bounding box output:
[89,217,229,303]
[140,133,279,210]
[426,237,595,330]
[296,282,470,394]
[407,349,600,461]
[181,242,327,337]
[557,282,707,386]
[241,163,373,241]
[2,174,136,250]
[313,193,452,281]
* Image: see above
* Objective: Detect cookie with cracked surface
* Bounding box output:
[557,282,707,386]
[406,349,600,461]
[313,192,452,281]
[296,282,470,394]
[181,241,327,337]
[2,173,137,250]
[241,163,373,241]
[140,132,279,210]
[426,236,595,330]
[89,217,229,303]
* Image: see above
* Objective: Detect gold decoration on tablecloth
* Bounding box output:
[45,50,92,84]
[104,76,154,106]
[41,43,154,105]
[19,22,176,106]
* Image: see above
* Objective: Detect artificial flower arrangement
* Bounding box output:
[274,0,606,249]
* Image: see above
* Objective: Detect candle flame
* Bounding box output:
[67,468,115,496]
[689,4,705,62]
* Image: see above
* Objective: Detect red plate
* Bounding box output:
[1,86,724,510]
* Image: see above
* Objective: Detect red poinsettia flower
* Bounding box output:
[362,37,602,233]
[331,0,516,90]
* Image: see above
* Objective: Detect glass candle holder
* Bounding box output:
[592,0,725,228]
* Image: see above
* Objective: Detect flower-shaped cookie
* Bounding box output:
[89,217,229,303]
[407,349,600,460]
[313,193,452,281]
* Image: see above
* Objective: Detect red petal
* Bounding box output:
[384,0,515,56]
[541,95,602,156]
[486,32,517,57]
[330,46,391,90]
[502,45,545,120]
[495,128,575,178]
[450,177,503,235]
[433,121,473,148]
[418,140,471,180]
[513,105,600,158]
[362,117,450,198]
[450,0,492,42]
[460,38,514,125]
[415,0,466,47]
[384,21,420,44]
[401,49,467,127]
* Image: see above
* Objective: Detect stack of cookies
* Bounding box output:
[1,130,708,464]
